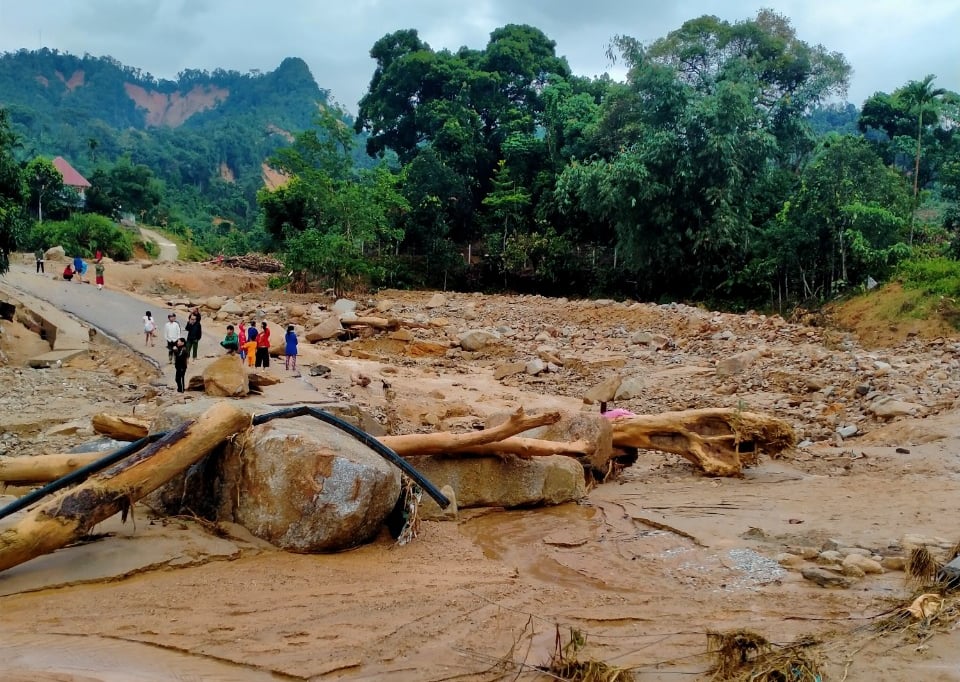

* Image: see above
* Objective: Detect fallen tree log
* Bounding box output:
[402,436,592,459]
[91,413,150,441]
[0,435,590,484]
[381,408,561,457]
[0,402,250,573]
[610,408,795,477]
[5,407,793,486]
[0,452,103,484]
[340,316,399,331]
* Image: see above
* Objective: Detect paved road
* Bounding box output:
[138,227,178,262]
[3,262,211,376]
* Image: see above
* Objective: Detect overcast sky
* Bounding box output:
[0,0,957,113]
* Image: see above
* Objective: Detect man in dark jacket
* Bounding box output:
[185,313,202,359]
[173,337,189,393]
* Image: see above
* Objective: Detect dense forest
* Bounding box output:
[1,10,959,311]
[0,49,334,253]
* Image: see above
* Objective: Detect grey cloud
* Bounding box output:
[0,0,957,111]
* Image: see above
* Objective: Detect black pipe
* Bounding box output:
[0,433,163,521]
[252,406,450,508]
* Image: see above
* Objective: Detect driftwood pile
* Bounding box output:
[208,253,283,273]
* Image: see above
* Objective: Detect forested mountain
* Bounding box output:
[0,48,332,246]
[1,11,958,311]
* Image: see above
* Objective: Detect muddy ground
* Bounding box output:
[1,256,960,681]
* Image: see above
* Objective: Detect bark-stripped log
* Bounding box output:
[381,408,560,456]
[91,413,150,442]
[0,452,103,484]
[610,408,795,477]
[0,402,250,573]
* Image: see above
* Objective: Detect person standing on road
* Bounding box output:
[185,312,202,359]
[94,259,105,290]
[163,313,181,364]
[143,311,157,347]
[35,248,44,274]
[173,337,189,393]
[73,255,84,283]
[242,321,258,367]
[284,324,298,372]
[255,321,271,368]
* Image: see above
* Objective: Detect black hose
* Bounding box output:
[0,405,449,521]
[252,406,449,508]
[0,434,163,521]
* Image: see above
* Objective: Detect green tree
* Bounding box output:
[24,156,64,223]
[0,109,26,273]
[757,135,912,300]
[555,10,849,300]
[261,109,407,293]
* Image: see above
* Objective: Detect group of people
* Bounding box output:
[220,319,299,371]
[58,251,105,290]
[142,308,203,392]
[142,307,300,393]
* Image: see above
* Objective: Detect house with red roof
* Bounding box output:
[51,156,91,203]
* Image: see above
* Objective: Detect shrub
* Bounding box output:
[898,258,960,298]
[29,214,134,261]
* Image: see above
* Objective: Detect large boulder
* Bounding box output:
[44,245,67,262]
[236,419,401,551]
[412,455,586,508]
[203,354,249,397]
[306,316,343,342]
[144,399,388,521]
[219,299,244,315]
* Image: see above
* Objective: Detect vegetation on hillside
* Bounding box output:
[1,12,959,318]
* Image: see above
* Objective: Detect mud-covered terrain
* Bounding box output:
[1,256,959,681]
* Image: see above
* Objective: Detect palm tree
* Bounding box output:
[903,76,946,197]
[899,75,946,244]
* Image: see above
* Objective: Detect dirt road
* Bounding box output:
[139,227,178,261]
[4,261,211,373]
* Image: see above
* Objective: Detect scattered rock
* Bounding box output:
[836,424,859,439]
[614,375,644,400]
[583,375,622,405]
[458,329,499,351]
[842,553,884,575]
[44,245,66,262]
[867,398,924,420]
[425,293,447,309]
[716,349,764,377]
[331,299,357,315]
[881,556,906,571]
[419,484,458,521]
[494,362,526,380]
[309,364,331,377]
[802,567,855,588]
[818,550,843,564]
[776,552,804,568]
[525,358,547,376]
